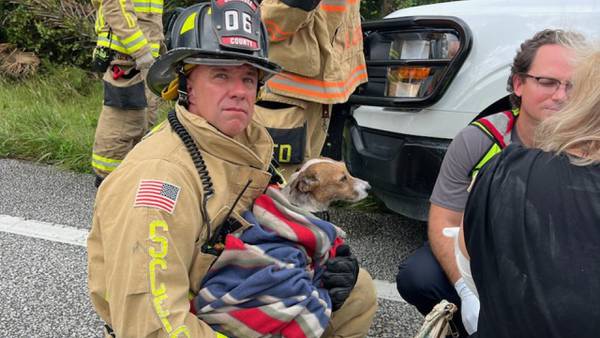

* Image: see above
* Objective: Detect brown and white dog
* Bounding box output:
[280,158,371,213]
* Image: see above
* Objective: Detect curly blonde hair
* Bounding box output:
[534,40,600,166]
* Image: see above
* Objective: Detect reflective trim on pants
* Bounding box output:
[92,65,157,178]
[92,153,122,173]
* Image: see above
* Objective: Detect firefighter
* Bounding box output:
[90,0,164,187]
[87,1,377,337]
[254,0,367,180]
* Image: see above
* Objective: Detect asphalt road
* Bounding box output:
[0,158,427,337]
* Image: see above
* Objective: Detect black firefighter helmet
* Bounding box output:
[147,0,281,99]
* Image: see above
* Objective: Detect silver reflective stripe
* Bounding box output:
[482,111,513,146]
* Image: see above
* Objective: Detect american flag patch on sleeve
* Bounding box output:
[134,180,181,214]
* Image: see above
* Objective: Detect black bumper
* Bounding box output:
[343,117,450,221]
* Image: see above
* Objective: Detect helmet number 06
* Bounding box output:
[225,10,253,34]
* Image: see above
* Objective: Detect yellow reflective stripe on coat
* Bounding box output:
[92,154,122,172]
[148,220,191,337]
[143,120,167,140]
[95,1,105,31]
[118,0,136,27]
[134,0,164,14]
[97,32,159,57]
[122,30,148,55]
[150,43,160,56]
[97,33,128,54]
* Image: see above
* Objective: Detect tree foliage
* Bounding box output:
[0,0,95,68]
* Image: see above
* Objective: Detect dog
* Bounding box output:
[280,158,371,213]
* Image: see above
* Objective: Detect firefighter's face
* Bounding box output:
[513,44,574,125]
[187,64,258,137]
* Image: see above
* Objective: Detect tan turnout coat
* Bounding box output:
[87,104,273,337]
[260,0,367,104]
[93,0,164,58]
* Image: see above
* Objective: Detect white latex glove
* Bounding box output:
[443,227,478,298]
[135,51,155,70]
[454,277,479,335]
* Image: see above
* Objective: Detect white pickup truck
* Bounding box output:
[341,0,600,220]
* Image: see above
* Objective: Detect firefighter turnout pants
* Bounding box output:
[92,58,160,179]
[254,92,331,181]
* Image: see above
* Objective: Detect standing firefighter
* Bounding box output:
[254,0,367,180]
[87,1,377,337]
[90,0,164,187]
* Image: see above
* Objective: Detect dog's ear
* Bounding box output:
[297,173,319,193]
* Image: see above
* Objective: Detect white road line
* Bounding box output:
[0,214,87,247]
[0,214,405,303]
[373,279,404,303]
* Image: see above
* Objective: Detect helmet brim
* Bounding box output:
[147,48,282,97]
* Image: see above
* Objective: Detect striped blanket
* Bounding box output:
[192,186,345,338]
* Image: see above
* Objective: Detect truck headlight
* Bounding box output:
[386,32,459,98]
[350,16,472,108]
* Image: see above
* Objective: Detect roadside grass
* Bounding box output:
[331,193,391,213]
[0,64,102,173]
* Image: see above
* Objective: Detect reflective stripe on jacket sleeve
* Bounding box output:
[97,0,153,58]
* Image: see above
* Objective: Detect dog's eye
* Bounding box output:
[340,175,348,182]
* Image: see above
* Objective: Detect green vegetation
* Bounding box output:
[332,194,391,213]
[0,0,96,69]
[0,62,172,173]
[0,63,101,173]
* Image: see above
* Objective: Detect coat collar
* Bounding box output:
[174,104,273,171]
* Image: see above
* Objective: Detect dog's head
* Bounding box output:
[281,158,371,212]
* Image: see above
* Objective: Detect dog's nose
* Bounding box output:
[358,178,371,190]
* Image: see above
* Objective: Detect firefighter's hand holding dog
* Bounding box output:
[323,244,360,311]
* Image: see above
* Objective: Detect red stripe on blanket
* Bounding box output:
[281,320,307,338]
[224,234,246,250]
[230,308,296,335]
[329,237,344,258]
[255,194,318,258]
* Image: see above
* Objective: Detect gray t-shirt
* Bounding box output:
[430,123,521,211]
